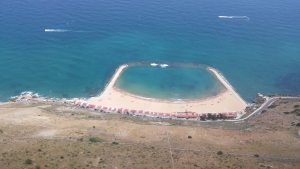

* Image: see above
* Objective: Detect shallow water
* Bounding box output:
[115,65,225,100]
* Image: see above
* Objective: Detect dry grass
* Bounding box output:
[0,101,300,168]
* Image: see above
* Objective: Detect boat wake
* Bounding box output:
[45,29,68,32]
[218,16,250,21]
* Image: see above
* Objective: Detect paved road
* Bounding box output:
[203,97,300,123]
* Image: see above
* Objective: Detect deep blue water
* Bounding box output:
[0,0,300,102]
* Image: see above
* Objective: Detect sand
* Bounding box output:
[88,87,245,113]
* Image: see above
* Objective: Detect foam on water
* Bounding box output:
[45,29,68,32]
[218,16,250,21]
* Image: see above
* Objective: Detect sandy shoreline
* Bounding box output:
[88,87,246,113]
[87,64,247,113]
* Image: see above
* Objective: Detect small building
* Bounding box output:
[89,104,95,109]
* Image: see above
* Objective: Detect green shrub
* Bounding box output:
[188,136,192,139]
[38,148,42,152]
[25,159,33,164]
[267,105,277,109]
[217,151,223,155]
[290,109,300,114]
[89,137,102,143]
[0,129,3,133]
[35,165,41,169]
[283,112,290,114]
[254,154,259,157]
[112,142,119,145]
[261,110,267,114]
[60,156,64,159]
[294,105,299,108]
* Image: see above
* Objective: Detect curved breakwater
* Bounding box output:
[89,63,248,107]
[207,67,248,106]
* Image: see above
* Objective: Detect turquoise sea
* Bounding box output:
[0,0,300,102]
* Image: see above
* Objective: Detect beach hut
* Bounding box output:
[138,110,143,114]
[82,102,88,108]
[102,107,108,111]
[75,101,82,106]
[123,108,129,114]
[227,112,236,118]
[96,105,102,111]
[176,113,187,118]
[130,109,136,115]
[117,108,123,113]
[89,104,95,109]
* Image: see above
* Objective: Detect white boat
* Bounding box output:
[150,63,158,66]
[160,64,168,68]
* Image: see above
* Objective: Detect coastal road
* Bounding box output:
[202,96,300,123]
[242,97,300,121]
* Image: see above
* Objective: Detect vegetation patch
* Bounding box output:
[89,137,103,143]
[254,154,259,157]
[267,105,277,109]
[0,129,3,133]
[283,112,290,114]
[294,105,299,108]
[291,109,300,114]
[25,159,33,164]
[188,136,192,139]
[112,142,119,145]
[261,110,267,114]
[217,151,223,155]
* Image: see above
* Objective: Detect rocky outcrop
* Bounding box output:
[253,93,266,104]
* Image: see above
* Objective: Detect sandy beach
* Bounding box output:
[88,87,246,113]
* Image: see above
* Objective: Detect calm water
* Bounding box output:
[0,0,300,102]
[115,65,225,100]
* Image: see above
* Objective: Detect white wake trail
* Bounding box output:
[45,29,68,32]
[218,16,250,21]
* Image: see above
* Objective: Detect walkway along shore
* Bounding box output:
[207,67,248,107]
